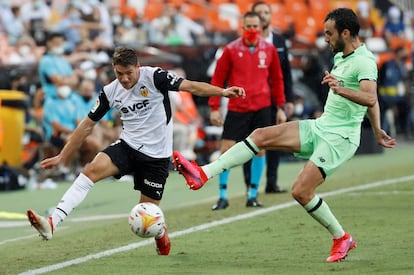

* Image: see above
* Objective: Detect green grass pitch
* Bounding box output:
[1,143,414,274]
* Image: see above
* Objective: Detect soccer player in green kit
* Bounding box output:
[173,8,397,262]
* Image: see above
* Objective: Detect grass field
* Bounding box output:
[1,142,414,274]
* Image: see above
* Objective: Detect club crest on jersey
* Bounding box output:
[91,98,100,113]
[140,86,149,97]
[258,51,268,68]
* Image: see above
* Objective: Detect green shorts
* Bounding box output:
[294,120,358,177]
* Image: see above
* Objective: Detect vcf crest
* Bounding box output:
[140,86,149,97]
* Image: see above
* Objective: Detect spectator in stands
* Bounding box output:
[115,14,149,47]
[356,0,375,42]
[383,6,406,47]
[0,1,16,42]
[7,5,25,46]
[208,12,285,210]
[7,36,40,65]
[70,40,110,83]
[56,3,87,53]
[20,0,51,46]
[378,46,411,138]
[38,32,79,99]
[26,83,45,137]
[149,3,207,46]
[75,78,118,148]
[404,11,414,43]
[42,83,100,179]
[217,1,241,31]
[89,0,114,49]
[299,45,330,113]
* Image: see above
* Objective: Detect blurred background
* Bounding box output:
[0,0,413,191]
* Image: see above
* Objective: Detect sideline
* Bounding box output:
[19,174,414,275]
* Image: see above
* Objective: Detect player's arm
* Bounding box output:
[154,68,245,98]
[40,91,110,169]
[366,100,397,148]
[40,117,97,169]
[322,71,377,107]
[179,79,245,98]
[49,72,79,88]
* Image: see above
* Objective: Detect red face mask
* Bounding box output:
[242,29,261,45]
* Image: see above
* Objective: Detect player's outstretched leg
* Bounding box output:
[27,209,54,240]
[326,232,357,262]
[155,226,171,255]
[173,151,208,190]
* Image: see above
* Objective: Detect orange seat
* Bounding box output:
[285,0,309,18]
[329,0,356,10]
[270,3,292,33]
[210,0,229,5]
[183,3,206,21]
[265,0,282,3]
[388,37,413,66]
[143,3,164,21]
[167,0,185,7]
[376,51,395,69]
[214,19,233,33]
[234,0,252,14]
[294,16,318,45]
[207,9,234,33]
[309,0,330,33]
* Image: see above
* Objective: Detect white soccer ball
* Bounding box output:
[128,202,165,238]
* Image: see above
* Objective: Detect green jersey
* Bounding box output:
[316,43,377,145]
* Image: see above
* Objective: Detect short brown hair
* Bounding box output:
[112,46,138,67]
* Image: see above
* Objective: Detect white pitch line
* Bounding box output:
[19,174,414,275]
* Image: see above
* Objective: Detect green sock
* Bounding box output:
[204,137,259,178]
[304,195,345,239]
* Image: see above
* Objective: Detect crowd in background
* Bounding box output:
[0,0,413,182]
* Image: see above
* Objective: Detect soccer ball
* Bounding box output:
[128,202,165,238]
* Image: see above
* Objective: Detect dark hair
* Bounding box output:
[46,32,64,42]
[243,11,261,21]
[325,8,360,37]
[112,46,138,67]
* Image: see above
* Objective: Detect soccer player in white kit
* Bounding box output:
[27,46,245,255]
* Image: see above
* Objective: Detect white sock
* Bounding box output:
[51,173,94,229]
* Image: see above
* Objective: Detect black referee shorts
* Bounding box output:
[222,107,272,142]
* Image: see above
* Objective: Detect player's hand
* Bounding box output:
[375,129,397,148]
[40,155,62,169]
[284,102,295,119]
[276,108,287,124]
[223,86,246,98]
[210,110,223,126]
[321,71,340,93]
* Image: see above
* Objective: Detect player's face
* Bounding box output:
[253,4,271,30]
[243,16,262,31]
[113,64,140,90]
[324,19,345,53]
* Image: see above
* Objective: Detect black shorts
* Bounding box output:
[49,135,65,149]
[102,139,170,200]
[222,107,272,142]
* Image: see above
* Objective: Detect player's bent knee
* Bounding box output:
[81,165,101,182]
[249,128,268,148]
[291,185,313,206]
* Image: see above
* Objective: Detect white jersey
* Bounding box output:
[88,66,184,158]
